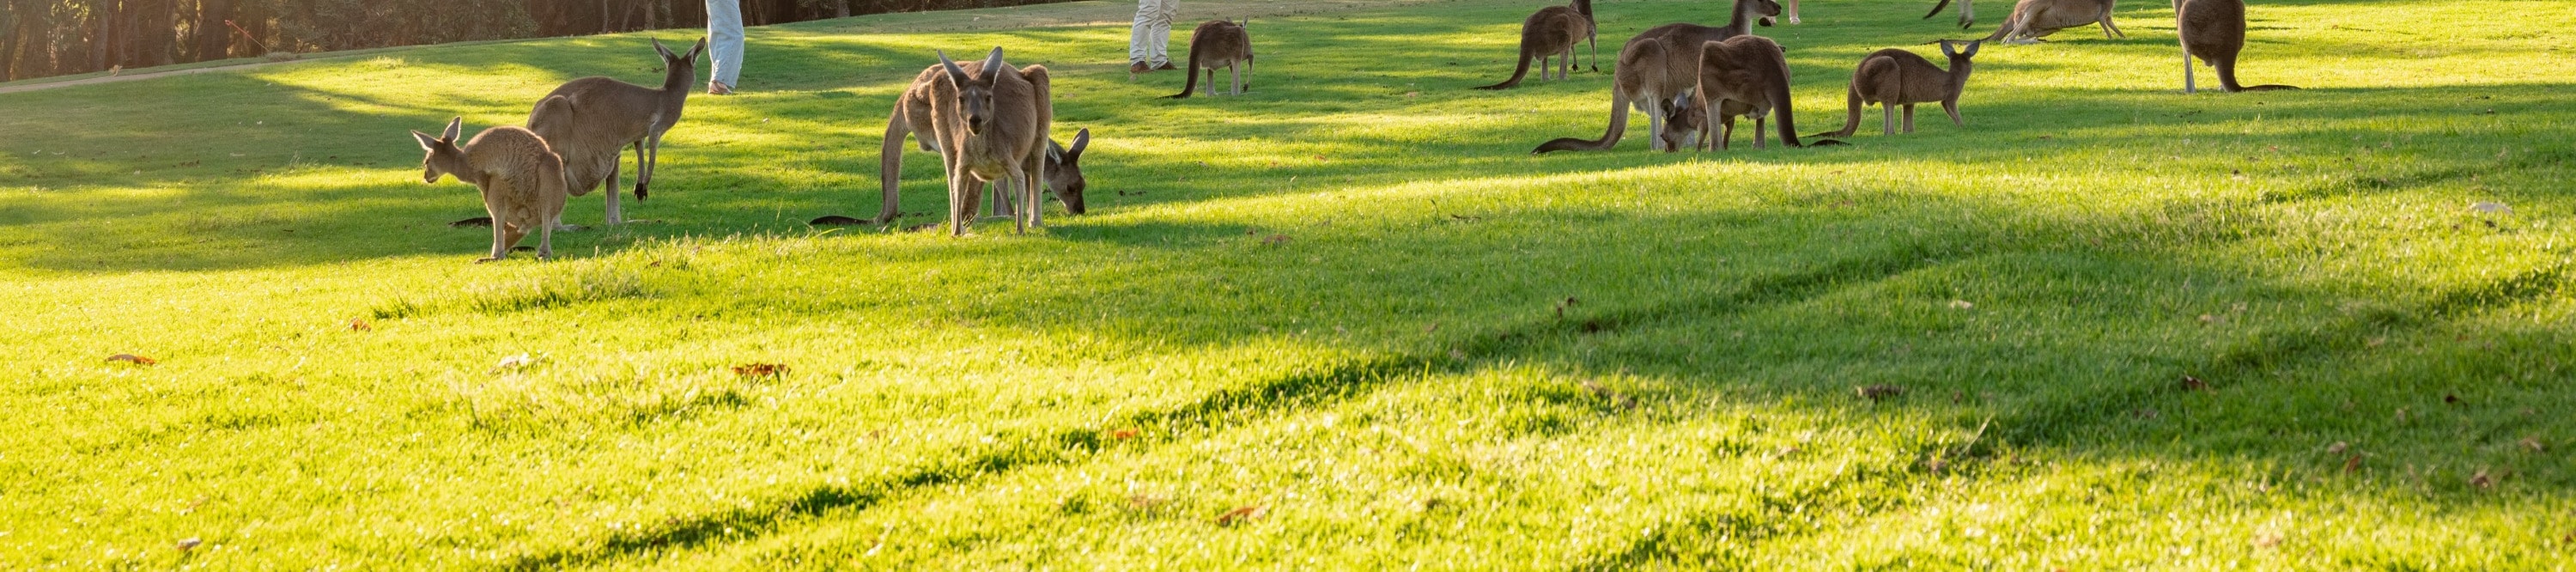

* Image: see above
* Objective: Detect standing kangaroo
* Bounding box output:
[1927,0,2124,44]
[1824,40,1982,137]
[1685,35,1829,151]
[928,47,1054,235]
[412,117,568,263]
[814,59,1086,227]
[1533,0,1783,154]
[1475,0,1597,89]
[1168,20,1254,99]
[2176,0,2300,93]
[521,37,704,227]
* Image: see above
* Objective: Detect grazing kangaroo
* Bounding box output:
[1927,0,2124,44]
[815,61,1083,227]
[2176,0,2300,93]
[1168,19,1254,99]
[1686,35,1830,150]
[522,37,704,227]
[1533,0,1783,154]
[1475,0,1598,89]
[1660,98,1714,151]
[412,117,568,263]
[1823,40,1982,137]
[929,47,1054,235]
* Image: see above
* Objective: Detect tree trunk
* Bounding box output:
[196,0,229,59]
[835,0,850,18]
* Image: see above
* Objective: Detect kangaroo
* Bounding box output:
[1668,92,1759,150]
[1823,40,1981,137]
[2176,0,2300,93]
[412,117,569,263]
[1168,20,1254,99]
[1533,0,1783,154]
[1686,35,1830,151]
[1474,0,1597,89]
[928,47,1054,235]
[1927,0,2124,44]
[520,37,704,227]
[815,58,1085,227]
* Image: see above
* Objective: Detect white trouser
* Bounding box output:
[706,0,744,87]
[1129,0,1179,65]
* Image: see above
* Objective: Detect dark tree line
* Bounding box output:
[1,0,1056,82]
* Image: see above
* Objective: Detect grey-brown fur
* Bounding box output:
[525,37,703,226]
[1927,0,2124,44]
[1825,40,1981,137]
[1686,34,1826,150]
[822,62,1085,227]
[1532,0,1782,154]
[928,47,1054,235]
[413,117,568,262]
[1168,20,1254,99]
[2177,0,2300,93]
[1475,0,1597,89]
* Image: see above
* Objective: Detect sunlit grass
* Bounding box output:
[2,0,2573,568]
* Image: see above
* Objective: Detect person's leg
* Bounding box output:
[1130,0,1156,72]
[706,0,744,92]
[1151,0,1176,68]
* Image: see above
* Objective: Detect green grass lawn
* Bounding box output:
[4,0,2573,568]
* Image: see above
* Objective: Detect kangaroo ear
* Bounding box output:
[442,117,463,142]
[1066,128,1090,160]
[686,37,708,61]
[1940,40,1958,58]
[653,38,677,61]
[412,130,440,150]
[936,50,969,85]
[980,46,1005,78]
[1963,40,1982,57]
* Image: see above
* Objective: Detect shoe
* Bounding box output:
[1129,62,1151,74]
[1154,62,1179,70]
[707,82,734,95]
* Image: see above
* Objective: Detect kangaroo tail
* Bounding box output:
[2215,58,2299,92]
[1534,88,1630,154]
[1763,44,1843,148]
[1167,31,1207,99]
[876,106,910,223]
[1822,77,1863,138]
[1476,37,1539,89]
[1923,0,1954,20]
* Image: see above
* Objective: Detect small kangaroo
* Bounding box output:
[1533,0,1783,154]
[1823,40,1981,137]
[412,117,568,263]
[1168,20,1254,99]
[523,37,704,226]
[1474,0,1597,89]
[1668,92,1757,150]
[1686,35,1831,150]
[817,61,1084,227]
[929,47,1054,235]
[2176,0,2300,93]
[1928,0,2124,44]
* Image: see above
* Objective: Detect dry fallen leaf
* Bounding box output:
[1261,234,1291,246]
[2342,454,2361,473]
[2470,468,2494,489]
[1423,323,1440,333]
[2253,533,2282,548]
[1856,385,1905,401]
[2444,393,2463,405]
[176,537,202,551]
[2522,436,2547,453]
[1215,505,1265,526]
[2180,375,2209,392]
[1110,429,1139,441]
[2469,201,2513,216]
[732,362,789,378]
[2326,441,2349,454]
[105,354,157,365]
[1948,300,1973,309]
[348,318,372,332]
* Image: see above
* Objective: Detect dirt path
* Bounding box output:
[0,0,1449,95]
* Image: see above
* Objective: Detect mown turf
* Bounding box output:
[3,0,2573,569]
